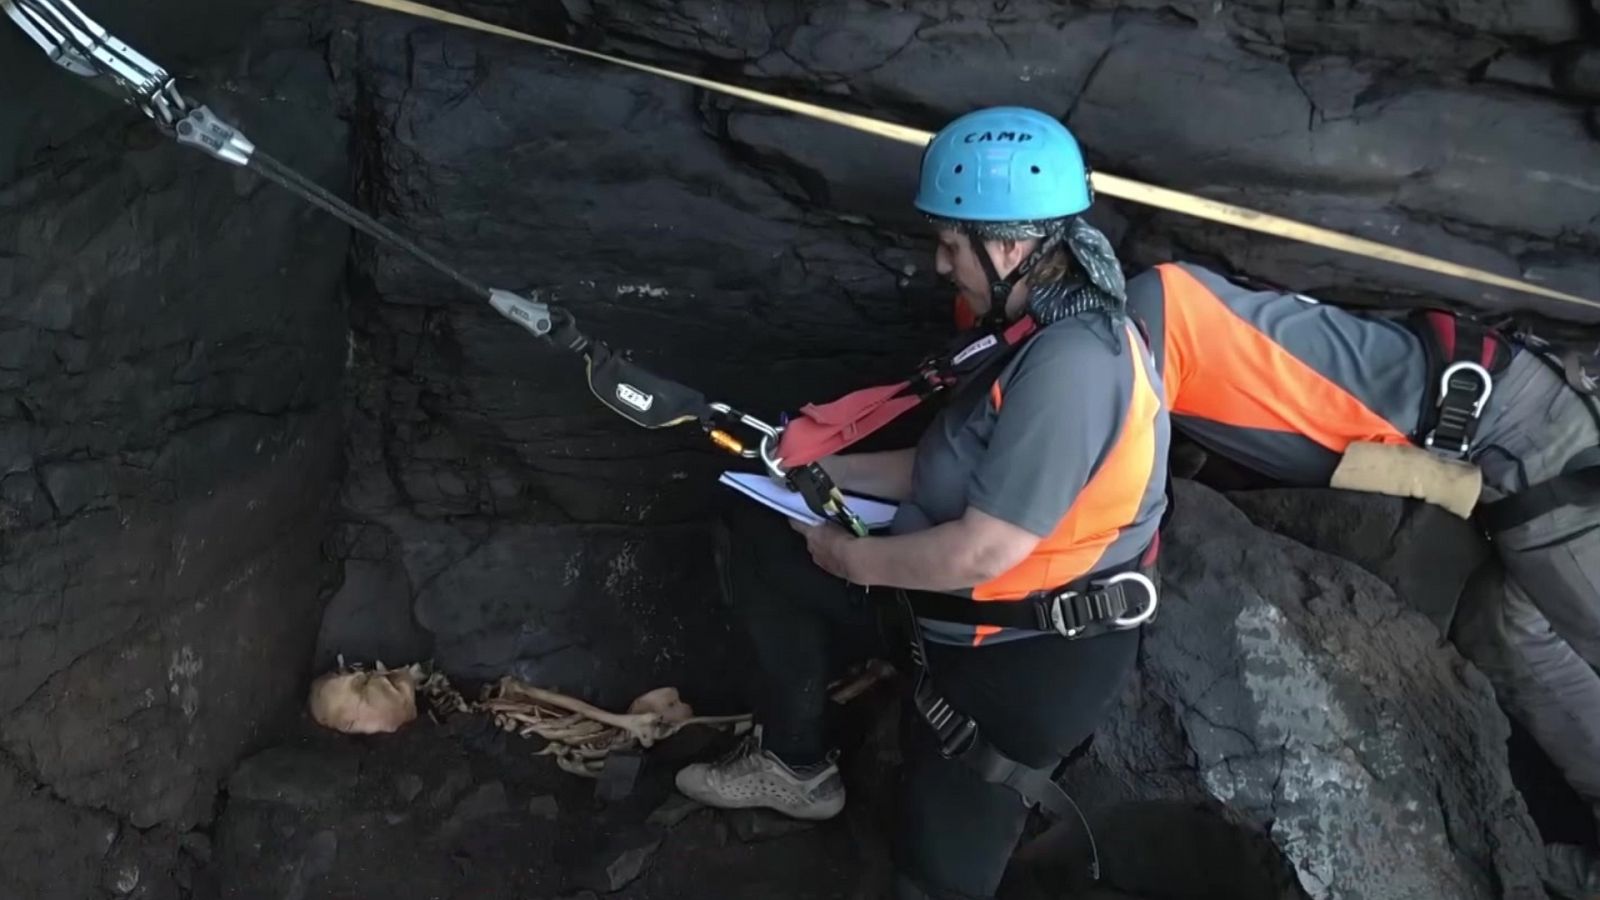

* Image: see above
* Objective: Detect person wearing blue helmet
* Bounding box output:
[675,107,1170,899]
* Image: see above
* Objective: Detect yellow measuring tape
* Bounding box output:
[350,0,1598,312]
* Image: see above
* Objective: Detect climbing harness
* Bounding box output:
[900,557,1159,638]
[893,537,1160,884]
[894,544,1159,884]
[1398,311,1600,532]
[1407,310,1518,459]
[335,0,1600,313]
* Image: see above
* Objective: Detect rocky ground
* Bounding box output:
[206,480,1568,900]
[207,699,894,900]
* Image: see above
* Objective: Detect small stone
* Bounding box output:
[602,840,661,892]
[228,746,359,811]
[527,794,560,821]
[105,862,140,895]
[594,751,644,804]
[300,831,339,880]
[728,808,815,843]
[1483,53,1555,92]
[448,782,510,824]
[426,764,472,810]
[646,794,704,829]
[179,831,213,865]
[433,782,509,844]
[395,773,424,803]
[1556,48,1600,100]
[576,832,662,893]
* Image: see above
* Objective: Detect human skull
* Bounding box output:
[626,686,694,725]
[309,665,419,734]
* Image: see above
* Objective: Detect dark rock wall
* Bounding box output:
[1057,482,1544,900]
[325,0,1599,713]
[2,0,1593,894]
[0,3,348,897]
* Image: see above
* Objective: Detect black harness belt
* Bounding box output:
[902,569,1157,638]
[900,542,1159,638]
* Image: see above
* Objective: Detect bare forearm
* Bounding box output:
[841,518,1028,592]
[820,448,916,501]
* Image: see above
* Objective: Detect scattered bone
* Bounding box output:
[828,659,895,704]
[311,657,897,779]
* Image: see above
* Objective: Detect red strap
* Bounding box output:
[774,315,1039,467]
[1141,532,1161,566]
[1425,310,1457,359]
[774,381,924,466]
[953,294,976,331]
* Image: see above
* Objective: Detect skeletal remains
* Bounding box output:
[309,659,893,777]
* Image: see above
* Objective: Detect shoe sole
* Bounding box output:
[674,782,845,821]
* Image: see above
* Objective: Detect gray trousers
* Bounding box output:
[1456,351,1600,833]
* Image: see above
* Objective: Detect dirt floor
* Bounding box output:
[200,675,1153,900]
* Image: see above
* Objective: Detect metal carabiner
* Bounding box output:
[756,430,787,481]
[706,403,787,478]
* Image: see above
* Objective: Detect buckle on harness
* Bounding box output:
[912,679,978,757]
[1423,361,1493,457]
[1047,572,1158,638]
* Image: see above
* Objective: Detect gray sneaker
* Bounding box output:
[675,731,845,821]
[1545,843,1600,900]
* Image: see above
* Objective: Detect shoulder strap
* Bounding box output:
[774,317,1038,467]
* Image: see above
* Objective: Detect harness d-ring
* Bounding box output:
[1109,571,1159,628]
[1438,360,1494,416]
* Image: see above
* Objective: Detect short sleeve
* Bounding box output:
[966,325,1134,537]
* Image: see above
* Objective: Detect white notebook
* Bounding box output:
[718,471,899,530]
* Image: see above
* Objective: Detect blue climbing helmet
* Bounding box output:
[914,108,1116,324]
[914,106,1092,223]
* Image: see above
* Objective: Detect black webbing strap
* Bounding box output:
[1473,350,1600,534]
[967,223,1065,329]
[903,578,1147,635]
[905,615,1102,881]
[1477,466,1600,533]
[901,552,1156,636]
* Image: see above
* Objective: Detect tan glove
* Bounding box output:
[1329,441,1482,519]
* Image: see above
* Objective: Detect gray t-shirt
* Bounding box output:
[892,314,1171,646]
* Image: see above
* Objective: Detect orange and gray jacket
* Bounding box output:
[1125,262,1430,485]
[898,313,1170,646]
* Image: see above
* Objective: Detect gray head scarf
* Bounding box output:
[929,215,1127,325]
[1025,218,1126,325]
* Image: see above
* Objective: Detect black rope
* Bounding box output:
[247,150,492,300]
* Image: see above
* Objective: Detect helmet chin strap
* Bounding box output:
[967,227,1063,329]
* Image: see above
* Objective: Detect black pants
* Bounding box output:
[717,502,1140,900]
